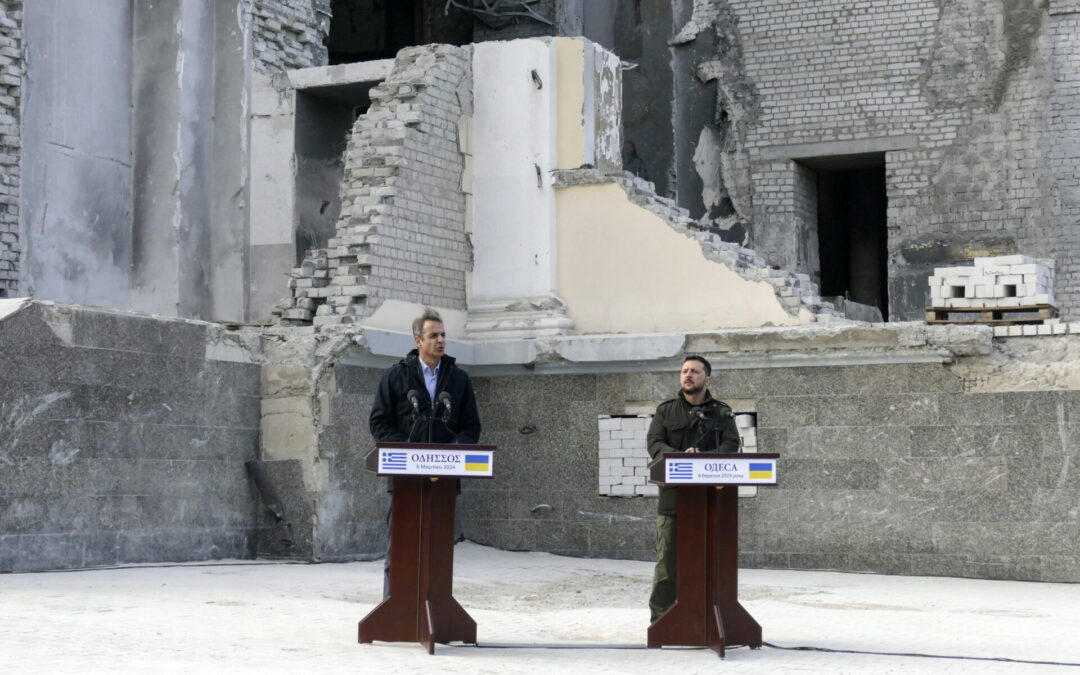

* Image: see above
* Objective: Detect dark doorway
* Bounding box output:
[811,155,888,320]
[327,0,472,64]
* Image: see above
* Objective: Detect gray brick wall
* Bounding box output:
[1048,9,1080,319]
[0,302,262,571]
[280,45,472,326]
[249,0,330,73]
[0,1,21,298]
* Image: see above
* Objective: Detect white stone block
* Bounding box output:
[1007,325,1023,336]
[1012,264,1038,275]
[944,267,977,276]
[597,430,611,442]
[984,254,1034,266]
[1022,324,1038,336]
[992,326,1010,338]
[1052,322,1067,335]
[1037,324,1052,336]
[598,417,620,431]
[738,486,758,498]
[598,475,620,486]
[735,414,755,428]
[609,484,635,496]
[636,484,660,496]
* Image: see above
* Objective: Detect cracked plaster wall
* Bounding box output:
[20,0,249,322]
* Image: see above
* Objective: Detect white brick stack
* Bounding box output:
[597,415,655,497]
[928,255,1056,309]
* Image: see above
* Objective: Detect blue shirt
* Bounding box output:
[422,361,439,402]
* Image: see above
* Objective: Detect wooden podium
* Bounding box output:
[647,452,779,658]
[358,441,495,654]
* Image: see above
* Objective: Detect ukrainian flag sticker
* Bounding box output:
[748,462,773,480]
[465,454,489,472]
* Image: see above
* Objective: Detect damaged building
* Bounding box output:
[2,0,1080,585]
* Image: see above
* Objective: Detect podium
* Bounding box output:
[358,441,496,654]
[647,452,779,658]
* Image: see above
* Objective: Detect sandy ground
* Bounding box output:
[3,542,1080,674]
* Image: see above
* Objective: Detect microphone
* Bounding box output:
[437,391,453,423]
[406,390,421,415]
[689,406,708,421]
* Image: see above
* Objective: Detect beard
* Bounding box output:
[681,381,705,396]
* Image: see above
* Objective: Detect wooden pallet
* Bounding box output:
[925,305,1059,325]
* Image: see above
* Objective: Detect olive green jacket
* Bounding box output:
[647,391,741,516]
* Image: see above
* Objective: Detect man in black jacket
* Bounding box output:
[646,355,740,623]
[368,308,481,596]
[369,307,482,444]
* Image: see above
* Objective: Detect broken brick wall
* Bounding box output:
[249,0,331,73]
[0,1,21,299]
[672,1,1080,322]
[281,45,472,326]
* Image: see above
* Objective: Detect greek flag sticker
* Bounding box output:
[382,451,407,470]
[668,461,693,480]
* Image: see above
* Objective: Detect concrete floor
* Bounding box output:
[3,542,1079,674]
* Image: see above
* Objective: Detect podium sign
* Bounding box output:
[359,442,495,654]
[375,446,494,477]
[661,456,777,485]
[647,452,779,658]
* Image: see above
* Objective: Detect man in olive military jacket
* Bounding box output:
[646,355,741,623]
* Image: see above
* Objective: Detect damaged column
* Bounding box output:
[466,38,620,337]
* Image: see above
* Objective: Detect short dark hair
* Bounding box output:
[683,355,712,376]
[412,308,443,338]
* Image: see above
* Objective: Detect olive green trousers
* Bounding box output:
[648,515,677,623]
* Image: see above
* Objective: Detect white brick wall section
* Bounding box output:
[599,413,757,498]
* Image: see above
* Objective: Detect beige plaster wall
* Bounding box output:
[556,184,806,333]
[555,37,587,170]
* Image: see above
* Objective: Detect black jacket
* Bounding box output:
[369,349,482,444]
[647,391,740,516]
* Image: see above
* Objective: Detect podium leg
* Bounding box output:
[648,487,708,648]
[647,485,761,657]
[358,477,476,653]
[711,486,761,650]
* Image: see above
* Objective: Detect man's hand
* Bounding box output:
[685,447,700,454]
